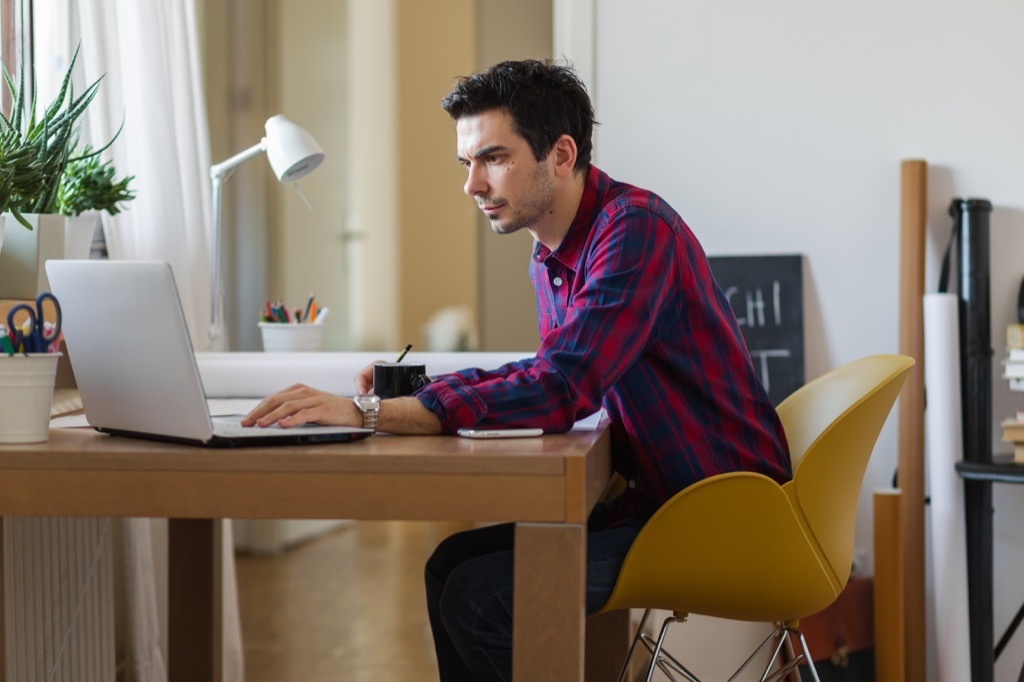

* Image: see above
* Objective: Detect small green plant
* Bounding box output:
[0,46,114,229]
[57,145,135,216]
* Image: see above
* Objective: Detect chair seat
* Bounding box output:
[597,472,840,623]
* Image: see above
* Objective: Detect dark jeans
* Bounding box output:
[424,502,641,681]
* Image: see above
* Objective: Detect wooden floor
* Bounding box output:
[236,521,473,682]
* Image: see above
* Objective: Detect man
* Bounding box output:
[243,59,791,681]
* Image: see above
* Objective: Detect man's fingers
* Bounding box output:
[243,384,323,427]
[355,363,378,395]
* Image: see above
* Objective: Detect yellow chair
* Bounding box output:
[596,354,914,682]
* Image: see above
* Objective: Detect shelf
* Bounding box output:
[956,456,1024,484]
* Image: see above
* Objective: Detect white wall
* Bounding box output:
[276,0,351,350]
[580,0,1024,679]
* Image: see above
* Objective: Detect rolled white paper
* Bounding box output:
[923,292,971,681]
[195,351,534,398]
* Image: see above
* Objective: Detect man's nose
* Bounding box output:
[464,165,487,197]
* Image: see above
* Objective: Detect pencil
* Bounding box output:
[303,293,316,323]
[396,344,412,363]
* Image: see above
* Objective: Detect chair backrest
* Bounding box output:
[596,354,913,622]
[777,354,914,589]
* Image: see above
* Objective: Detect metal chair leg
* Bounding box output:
[757,626,820,682]
[794,629,821,682]
[616,609,652,682]
[645,617,679,682]
[641,615,699,682]
[618,618,820,682]
[728,626,787,681]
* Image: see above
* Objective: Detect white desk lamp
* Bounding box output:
[208,114,325,345]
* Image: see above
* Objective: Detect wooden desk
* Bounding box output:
[0,426,616,682]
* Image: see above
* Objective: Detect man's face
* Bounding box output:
[456,109,555,235]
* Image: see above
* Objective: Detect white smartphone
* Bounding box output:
[457,428,544,439]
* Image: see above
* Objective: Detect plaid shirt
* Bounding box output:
[417,166,791,522]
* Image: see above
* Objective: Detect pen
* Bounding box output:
[396,344,412,363]
[303,293,316,323]
[313,307,329,324]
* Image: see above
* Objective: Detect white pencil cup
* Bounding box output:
[258,323,326,352]
[0,353,61,443]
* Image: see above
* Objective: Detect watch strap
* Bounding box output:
[362,406,379,432]
[354,395,380,432]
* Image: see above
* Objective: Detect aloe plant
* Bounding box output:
[0,46,114,230]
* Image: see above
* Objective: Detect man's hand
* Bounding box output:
[355,362,378,395]
[241,384,359,429]
[241,382,443,435]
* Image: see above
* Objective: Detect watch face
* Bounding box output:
[355,395,381,410]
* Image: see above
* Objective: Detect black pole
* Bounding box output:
[950,197,994,682]
[951,197,993,465]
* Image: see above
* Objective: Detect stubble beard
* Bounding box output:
[484,163,556,235]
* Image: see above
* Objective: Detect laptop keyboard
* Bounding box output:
[211,415,370,437]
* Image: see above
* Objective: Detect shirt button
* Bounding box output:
[628,480,637,489]
[552,276,564,287]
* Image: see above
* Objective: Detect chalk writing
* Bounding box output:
[724,280,783,328]
[708,255,805,404]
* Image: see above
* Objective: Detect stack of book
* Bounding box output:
[1004,323,1024,392]
[1001,324,1024,462]
[1001,418,1024,463]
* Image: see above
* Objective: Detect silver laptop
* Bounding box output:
[45,260,372,447]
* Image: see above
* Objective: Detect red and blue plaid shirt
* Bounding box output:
[417,166,791,522]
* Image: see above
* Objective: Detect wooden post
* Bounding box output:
[874,490,905,682]
[898,159,926,682]
[0,518,5,682]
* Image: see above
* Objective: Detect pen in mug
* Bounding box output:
[396,344,412,363]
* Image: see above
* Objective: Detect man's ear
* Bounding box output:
[550,134,578,178]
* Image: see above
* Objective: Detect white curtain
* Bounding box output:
[76,0,212,345]
[75,2,243,681]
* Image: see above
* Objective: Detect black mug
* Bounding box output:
[373,363,430,399]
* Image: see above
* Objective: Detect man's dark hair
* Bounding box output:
[441,59,595,172]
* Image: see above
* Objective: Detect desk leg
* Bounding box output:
[964,479,993,682]
[0,518,6,682]
[586,610,631,680]
[168,519,223,682]
[513,522,586,682]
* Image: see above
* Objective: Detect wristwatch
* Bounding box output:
[353,394,381,432]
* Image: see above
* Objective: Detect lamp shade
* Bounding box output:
[264,114,325,182]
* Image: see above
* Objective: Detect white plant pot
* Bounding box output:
[64,211,100,261]
[0,353,61,443]
[0,213,68,298]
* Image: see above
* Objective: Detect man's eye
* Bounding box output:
[486,155,502,164]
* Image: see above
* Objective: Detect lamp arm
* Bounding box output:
[210,173,225,343]
[209,139,267,181]
[208,137,269,346]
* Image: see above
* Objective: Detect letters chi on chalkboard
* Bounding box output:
[707,255,804,405]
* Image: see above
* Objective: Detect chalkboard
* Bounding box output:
[708,255,804,405]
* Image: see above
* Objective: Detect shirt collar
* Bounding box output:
[532,165,605,269]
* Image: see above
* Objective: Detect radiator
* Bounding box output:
[2,517,114,681]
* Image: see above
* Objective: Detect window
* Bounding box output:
[0,0,74,117]
[1,0,22,117]
[31,0,73,106]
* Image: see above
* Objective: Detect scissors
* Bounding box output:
[6,292,62,354]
